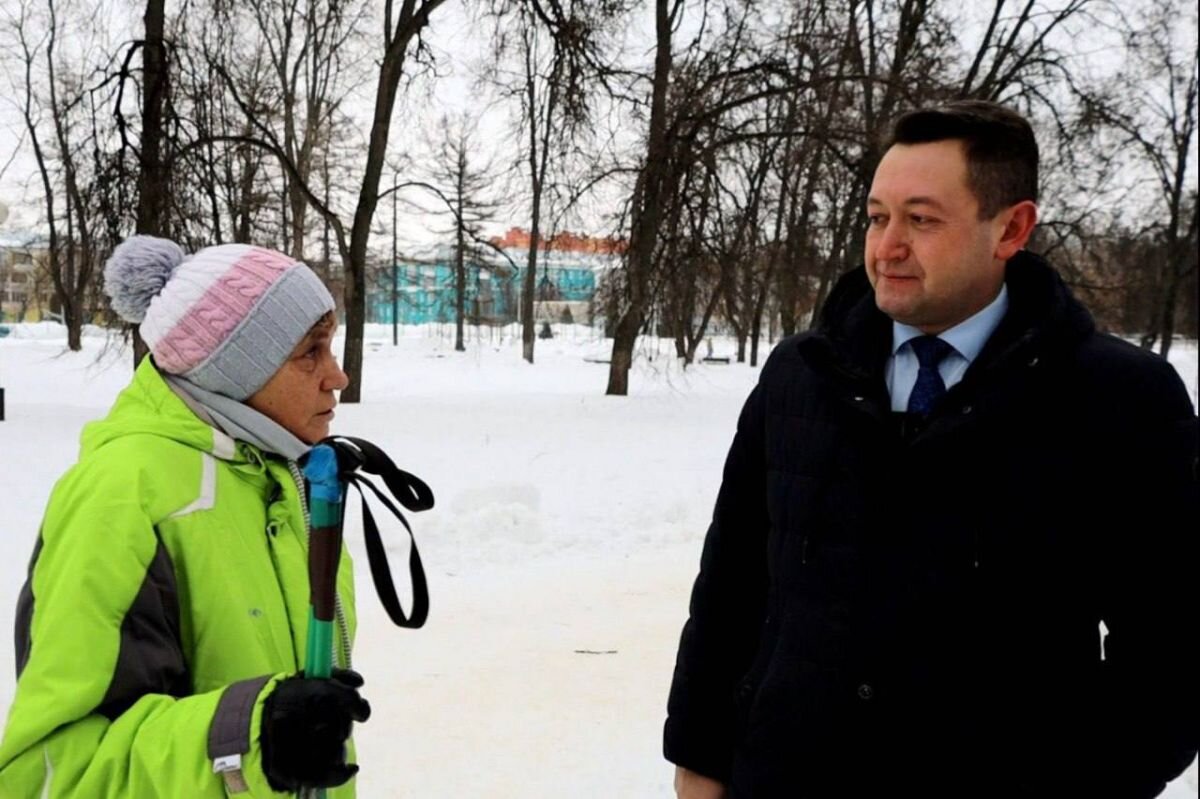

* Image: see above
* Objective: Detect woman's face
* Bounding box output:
[246,317,348,443]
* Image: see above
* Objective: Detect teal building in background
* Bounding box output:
[369,256,598,325]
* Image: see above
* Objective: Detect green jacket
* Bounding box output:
[0,359,358,797]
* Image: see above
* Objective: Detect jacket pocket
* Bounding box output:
[739,655,847,765]
[732,595,781,737]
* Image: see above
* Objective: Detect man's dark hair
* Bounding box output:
[884,100,1038,219]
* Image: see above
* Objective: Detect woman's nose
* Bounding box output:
[325,361,350,392]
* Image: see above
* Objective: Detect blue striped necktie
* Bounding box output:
[906,335,955,415]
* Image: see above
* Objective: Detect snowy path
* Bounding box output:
[353,548,693,797]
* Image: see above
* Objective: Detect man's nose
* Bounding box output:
[873,220,909,263]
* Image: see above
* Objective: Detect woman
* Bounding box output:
[1,236,369,797]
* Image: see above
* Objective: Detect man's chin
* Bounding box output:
[874,290,920,323]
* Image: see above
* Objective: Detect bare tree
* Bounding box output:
[230,0,367,259]
[2,0,103,350]
[660,148,722,365]
[607,0,791,393]
[484,0,619,363]
[126,0,169,361]
[1086,0,1197,357]
[604,0,677,395]
[135,0,169,237]
[423,113,501,351]
[198,0,450,402]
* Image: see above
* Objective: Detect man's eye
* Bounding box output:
[911,215,934,225]
[867,214,886,226]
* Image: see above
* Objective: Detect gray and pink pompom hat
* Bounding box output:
[103,236,336,401]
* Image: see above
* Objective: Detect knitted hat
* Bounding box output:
[104,236,336,400]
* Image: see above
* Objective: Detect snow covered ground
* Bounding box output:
[0,322,1196,798]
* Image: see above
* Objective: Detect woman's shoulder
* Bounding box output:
[50,432,220,527]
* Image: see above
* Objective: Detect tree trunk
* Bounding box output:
[811,258,840,328]
[684,284,723,365]
[606,0,674,395]
[289,181,308,260]
[455,229,466,352]
[65,304,82,351]
[342,249,365,400]
[778,263,798,336]
[520,23,550,366]
[604,281,618,338]
[606,309,641,395]
[341,1,445,402]
[134,0,169,367]
[750,280,771,367]
[1140,258,1167,352]
[235,148,257,243]
[523,208,539,363]
[1157,269,1180,360]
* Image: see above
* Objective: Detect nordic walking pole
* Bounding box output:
[302,444,343,799]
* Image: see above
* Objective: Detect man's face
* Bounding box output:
[865,139,1010,334]
[247,319,348,444]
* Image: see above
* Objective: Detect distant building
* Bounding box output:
[371,257,522,326]
[489,226,624,256]
[368,228,621,326]
[0,232,50,323]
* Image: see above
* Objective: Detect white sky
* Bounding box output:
[1,1,1195,249]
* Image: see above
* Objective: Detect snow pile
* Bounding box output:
[0,321,110,340]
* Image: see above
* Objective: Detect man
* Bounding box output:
[665,101,1198,798]
[2,238,369,796]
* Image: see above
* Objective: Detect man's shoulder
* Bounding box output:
[1073,331,1178,378]
[1068,331,1194,416]
[742,333,818,395]
[760,332,819,371]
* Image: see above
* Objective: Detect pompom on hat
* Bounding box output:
[104,236,336,400]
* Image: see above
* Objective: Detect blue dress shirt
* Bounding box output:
[886,285,1009,412]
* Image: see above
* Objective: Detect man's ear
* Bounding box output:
[994,200,1038,260]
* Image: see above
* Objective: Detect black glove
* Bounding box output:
[260,668,372,792]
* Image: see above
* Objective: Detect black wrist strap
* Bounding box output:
[317,436,434,629]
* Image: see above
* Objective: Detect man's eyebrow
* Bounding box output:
[902,196,947,210]
[866,195,948,211]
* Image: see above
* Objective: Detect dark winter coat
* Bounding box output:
[664,251,1198,798]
